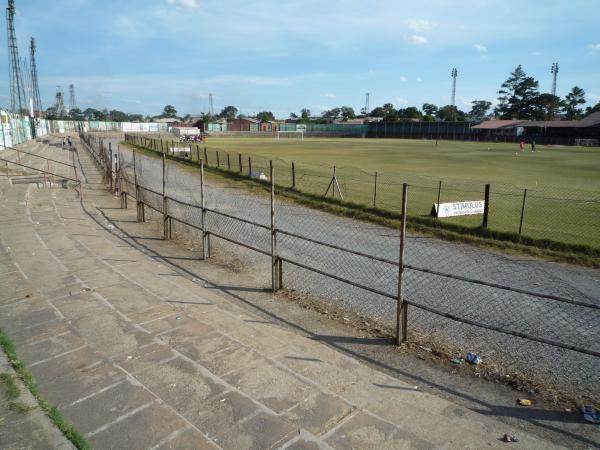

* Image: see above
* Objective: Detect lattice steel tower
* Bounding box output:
[551,63,559,97]
[69,84,76,111]
[450,68,458,108]
[30,38,42,115]
[54,86,65,117]
[6,0,27,113]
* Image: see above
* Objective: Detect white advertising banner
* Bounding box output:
[433,200,485,218]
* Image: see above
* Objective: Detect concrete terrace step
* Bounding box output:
[0,137,565,450]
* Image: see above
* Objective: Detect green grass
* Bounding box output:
[0,373,20,401]
[0,328,90,450]
[136,135,600,250]
[123,141,600,267]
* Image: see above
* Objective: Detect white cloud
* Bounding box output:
[408,35,428,45]
[167,0,199,8]
[407,19,432,32]
[400,76,408,82]
[589,43,600,51]
[324,93,336,99]
[395,98,408,105]
[416,77,423,82]
[473,43,487,52]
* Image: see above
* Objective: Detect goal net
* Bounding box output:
[277,130,304,141]
[575,139,599,147]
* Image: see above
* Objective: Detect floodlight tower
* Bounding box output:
[450,68,458,108]
[6,0,27,114]
[364,92,370,116]
[208,93,214,116]
[551,63,559,97]
[30,38,43,115]
[69,84,77,111]
[54,86,65,117]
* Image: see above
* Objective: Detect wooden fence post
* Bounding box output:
[518,188,528,237]
[292,162,296,189]
[436,180,442,218]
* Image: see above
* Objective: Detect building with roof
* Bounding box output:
[470,114,600,145]
[228,117,259,132]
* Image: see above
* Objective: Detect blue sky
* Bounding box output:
[1,0,599,118]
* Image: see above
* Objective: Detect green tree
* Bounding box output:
[321,107,342,122]
[162,105,178,118]
[289,112,298,120]
[128,114,144,122]
[533,94,564,120]
[585,101,600,116]
[256,111,275,122]
[400,106,422,120]
[219,106,238,120]
[563,86,586,120]
[340,106,356,121]
[495,65,541,119]
[109,110,129,122]
[422,103,438,116]
[68,108,84,121]
[468,100,492,121]
[436,105,466,121]
[300,108,311,123]
[422,114,437,122]
[370,103,398,121]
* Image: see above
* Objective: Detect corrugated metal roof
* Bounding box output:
[471,120,527,129]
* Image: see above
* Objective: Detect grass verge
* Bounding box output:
[123,142,600,268]
[0,327,90,450]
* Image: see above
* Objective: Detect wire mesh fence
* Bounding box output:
[89,132,600,401]
[123,133,600,250]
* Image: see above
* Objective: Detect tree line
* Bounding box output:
[41,65,600,123]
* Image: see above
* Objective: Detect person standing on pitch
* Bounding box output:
[531,139,536,152]
[519,140,525,152]
[62,137,66,149]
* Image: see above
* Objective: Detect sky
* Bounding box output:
[1,0,599,118]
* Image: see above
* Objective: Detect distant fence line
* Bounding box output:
[123,133,600,251]
[81,131,600,401]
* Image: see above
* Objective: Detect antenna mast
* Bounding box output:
[451,68,458,108]
[30,37,43,115]
[6,0,27,114]
[551,63,559,97]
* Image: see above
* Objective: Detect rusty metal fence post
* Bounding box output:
[435,181,442,218]
[373,171,378,208]
[519,188,528,237]
[162,153,169,240]
[200,159,208,259]
[482,183,490,228]
[396,183,408,345]
[270,160,278,292]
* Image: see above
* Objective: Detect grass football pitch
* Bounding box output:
[165,136,600,249]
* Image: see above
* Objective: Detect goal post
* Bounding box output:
[276,130,304,141]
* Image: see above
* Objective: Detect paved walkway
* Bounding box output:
[0,138,563,449]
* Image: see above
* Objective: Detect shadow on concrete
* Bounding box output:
[79,188,597,450]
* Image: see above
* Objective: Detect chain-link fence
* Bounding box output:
[91,133,600,402]
[123,133,600,251]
